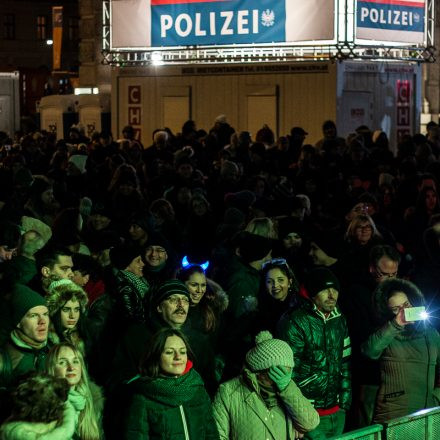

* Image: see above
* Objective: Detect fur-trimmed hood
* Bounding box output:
[206,278,229,313]
[46,280,88,315]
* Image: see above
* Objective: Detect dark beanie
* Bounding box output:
[152,280,190,307]
[10,284,47,326]
[237,231,272,264]
[304,267,340,297]
[110,243,141,270]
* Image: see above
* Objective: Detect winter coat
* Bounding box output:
[109,269,149,325]
[213,369,319,440]
[124,367,219,440]
[277,298,351,410]
[0,333,50,387]
[0,401,77,440]
[362,320,440,423]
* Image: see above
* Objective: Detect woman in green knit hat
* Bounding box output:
[124,328,219,440]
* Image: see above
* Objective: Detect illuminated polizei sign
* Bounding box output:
[355,0,426,44]
[110,0,335,49]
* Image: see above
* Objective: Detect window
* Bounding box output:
[37,16,47,40]
[68,17,79,41]
[4,14,15,40]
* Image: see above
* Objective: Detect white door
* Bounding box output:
[339,91,373,138]
[0,96,12,135]
[163,96,190,135]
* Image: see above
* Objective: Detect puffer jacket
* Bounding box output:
[124,366,219,440]
[277,298,351,410]
[362,320,440,423]
[213,369,319,440]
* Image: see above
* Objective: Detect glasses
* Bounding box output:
[166,296,190,305]
[355,225,373,232]
[375,267,398,278]
[389,301,410,315]
[146,247,166,255]
[262,258,288,270]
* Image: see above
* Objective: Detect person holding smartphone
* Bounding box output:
[362,278,440,423]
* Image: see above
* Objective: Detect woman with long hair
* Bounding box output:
[176,264,228,335]
[259,259,299,334]
[46,279,90,357]
[124,328,219,439]
[0,372,77,439]
[46,343,103,440]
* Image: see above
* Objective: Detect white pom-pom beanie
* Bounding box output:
[246,331,294,371]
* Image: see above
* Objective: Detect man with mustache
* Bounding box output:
[277,267,351,439]
[110,279,213,388]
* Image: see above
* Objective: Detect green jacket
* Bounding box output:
[362,320,440,423]
[277,299,351,410]
[213,369,319,440]
[124,368,219,440]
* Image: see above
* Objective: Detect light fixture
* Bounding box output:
[46,39,53,45]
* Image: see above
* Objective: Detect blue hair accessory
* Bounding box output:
[181,255,209,272]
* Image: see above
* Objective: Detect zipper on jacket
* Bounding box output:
[298,372,319,387]
[179,405,190,440]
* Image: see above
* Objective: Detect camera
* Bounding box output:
[404,307,428,322]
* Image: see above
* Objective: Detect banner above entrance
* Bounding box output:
[355,0,426,44]
[110,0,336,49]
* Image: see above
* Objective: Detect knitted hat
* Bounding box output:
[10,284,47,326]
[246,331,294,371]
[237,231,272,264]
[304,267,340,298]
[109,243,142,270]
[152,279,190,307]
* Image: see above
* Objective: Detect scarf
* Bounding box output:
[121,270,149,298]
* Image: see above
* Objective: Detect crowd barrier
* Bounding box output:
[328,406,440,440]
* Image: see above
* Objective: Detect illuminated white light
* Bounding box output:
[151,52,164,66]
[92,87,99,94]
[74,87,93,95]
[421,311,429,320]
[46,39,53,45]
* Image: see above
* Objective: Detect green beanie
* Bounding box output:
[10,284,47,327]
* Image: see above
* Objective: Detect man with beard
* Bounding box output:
[277,267,351,439]
[27,247,74,295]
[0,285,50,386]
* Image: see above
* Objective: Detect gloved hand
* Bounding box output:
[268,366,291,392]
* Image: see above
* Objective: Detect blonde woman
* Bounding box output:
[46,343,104,440]
[46,279,90,356]
[245,217,277,240]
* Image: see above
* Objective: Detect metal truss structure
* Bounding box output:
[102,0,436,66]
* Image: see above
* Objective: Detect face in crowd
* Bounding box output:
[160,335,188,377]
[60,299,81,330]
[184,271,207,305]
[370,256,398,284]
[18,305,49,344]
[313,288,339,313]
[157,294,190,328]
[42,255,74,281]
[53,345,82,387]
[265,267,292,302]
[145,245,168,268]
[125,255,145,277]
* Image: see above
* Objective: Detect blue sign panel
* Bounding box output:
[356,0,425,43]
[151,0,286,46]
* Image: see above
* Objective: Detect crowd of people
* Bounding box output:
[0,115,440,439]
